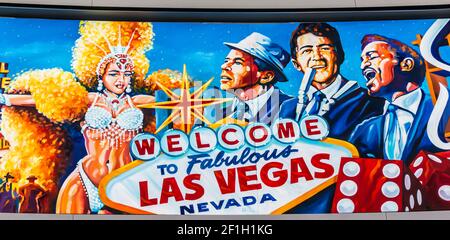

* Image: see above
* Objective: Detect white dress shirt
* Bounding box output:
[305,74,343,114]
[383,88,423,159]
[231,86,275,120]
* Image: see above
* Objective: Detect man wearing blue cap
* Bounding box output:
[214,32,292,125]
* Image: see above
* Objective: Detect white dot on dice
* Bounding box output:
[337,198,355,213]
[417,190,422,206]
[427,154,442,163]
[404,175,411,190]
[410,194,415,209]
[381,181,400,198]
[438,185,450,202]
[340,180,358,197]
[382,163,400,179]
[381,201,398,212]
[343,161,360,177]
[413,156,423,167]
[414,168,423,178]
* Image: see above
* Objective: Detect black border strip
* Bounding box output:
[0,3,449,22]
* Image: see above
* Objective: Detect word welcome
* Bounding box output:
[131,117,329,161]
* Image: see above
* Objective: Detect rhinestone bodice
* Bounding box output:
[85,106,143,130]
[83,93,143,148]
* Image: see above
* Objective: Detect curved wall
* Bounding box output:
[0,0,450,9]
[0,0,449,220]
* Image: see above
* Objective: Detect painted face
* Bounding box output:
[360,41,398,97]
[293,33,339,86]
[102,62,133,95]
[220,49,259,91]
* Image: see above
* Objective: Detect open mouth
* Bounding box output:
[115,82,125,89]
[310,64,326,69]
[363,68,377,81]
[220,75,232,84]
[363,68,377,88]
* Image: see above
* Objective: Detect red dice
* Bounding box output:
[332,157,426,213]
[409,151,450,210]
[402,166,427,212]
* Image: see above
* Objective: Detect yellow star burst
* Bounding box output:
[138,64,233,134]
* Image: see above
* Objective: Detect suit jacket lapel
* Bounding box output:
[400,90,428,162]
[322,77,359,117]
[331,77,359,102]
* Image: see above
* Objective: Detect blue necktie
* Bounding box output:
[308,91,325,115]
[385,104,399,160]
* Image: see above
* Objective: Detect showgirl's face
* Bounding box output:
[102,62,133,95]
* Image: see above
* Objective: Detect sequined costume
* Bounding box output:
[83,93,144,148]
[78,162,104,213]
[78,93,144,212]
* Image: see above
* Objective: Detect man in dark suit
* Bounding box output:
[278,23,385,214]
[209,32,292,126]
[349,34,449,164]
[279,23,385,140]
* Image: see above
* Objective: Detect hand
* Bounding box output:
[98,209,113,214]
[0,93,11,106]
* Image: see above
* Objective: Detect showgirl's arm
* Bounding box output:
[1,94,35,107]
[1,93,98,107]
[88,92,98,106]
[131,94,155,106]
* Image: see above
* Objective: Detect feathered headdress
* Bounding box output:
[72,21,154,90]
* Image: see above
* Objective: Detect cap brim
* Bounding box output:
[224,42,249,56]
[223,42,288,82]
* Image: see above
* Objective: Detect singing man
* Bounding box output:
[349,34,450,163]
